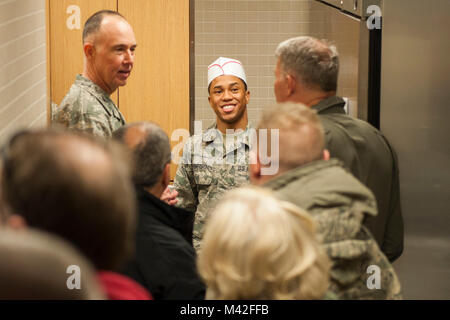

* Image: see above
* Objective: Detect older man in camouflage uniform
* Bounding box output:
[54,10,136,138]
[251,103,402,299]
[174,57,252,251]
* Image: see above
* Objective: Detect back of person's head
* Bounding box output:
[275,36,339,92]
[197,187,330,300]
[0,228,105,299]
[256,103,325,172]
[82,10,125,44]
[0,128,136,271]
[113,122,171,188]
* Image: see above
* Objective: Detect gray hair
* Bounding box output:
[275,36,339,92]
[113,122,171,188]
[257,103,325,171]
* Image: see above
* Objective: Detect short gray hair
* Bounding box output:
[275,36,339,92]
[113,122,171,188]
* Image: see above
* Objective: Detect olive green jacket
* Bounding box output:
[312,96,404,262]
[264,159,402,300]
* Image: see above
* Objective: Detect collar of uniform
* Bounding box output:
[75,74,122,119]
[311,96,346,114]
[75,74,112,101]
[262,159,344,191]
[202,123,253,148]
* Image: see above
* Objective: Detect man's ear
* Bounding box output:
[249,151,262,184]
[7,214,27,231]
[83,42,95,59]
[162,163,171,189]
[323,149,330,161]
[286,74,296,96]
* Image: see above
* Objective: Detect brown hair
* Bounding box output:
[1,129,136,270]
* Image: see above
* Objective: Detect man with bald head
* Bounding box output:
[113,122,206,300]
[55,10,137,137]
[273,36,403,262]
[251,103,402,299]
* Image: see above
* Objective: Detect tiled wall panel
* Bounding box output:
[195,0,316,128]
[0,0,47,144]
[195,0,359,127]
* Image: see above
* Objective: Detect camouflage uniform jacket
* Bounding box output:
[54,75,126,138]
[173,124,252,251]
[263,159,402,300]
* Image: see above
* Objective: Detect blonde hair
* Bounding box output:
[257,103,325,172]
[197,187,330,300]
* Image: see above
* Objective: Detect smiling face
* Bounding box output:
[88,16,137,94]
[208,75,249,131]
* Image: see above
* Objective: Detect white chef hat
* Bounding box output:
[207,57,247,87]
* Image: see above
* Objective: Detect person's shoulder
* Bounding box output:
[137,218,196,260]
[58,82,84,109]
[58,83,104,114]
[298,160,375,202]
[318,160,371,188]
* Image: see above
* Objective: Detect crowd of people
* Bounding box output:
[0,10,403,300]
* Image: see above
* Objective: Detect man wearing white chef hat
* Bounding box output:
[207,57,249,132]
[174,57,252,251]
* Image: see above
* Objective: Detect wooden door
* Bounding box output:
[47,0,118,111]
[118,0,190,178]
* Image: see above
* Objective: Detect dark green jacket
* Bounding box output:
[264,159,402,299]
[312,96,403,262]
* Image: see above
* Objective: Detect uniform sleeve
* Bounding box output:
[380,140,404,262]
[173,141,198,214]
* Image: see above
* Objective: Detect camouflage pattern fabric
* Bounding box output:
[54,75,126,138]
[173,124,252,251]
[263,159,402,299]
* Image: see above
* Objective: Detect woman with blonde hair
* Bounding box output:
[197,187,331,300]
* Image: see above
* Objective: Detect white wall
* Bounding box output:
[0,0,47,144]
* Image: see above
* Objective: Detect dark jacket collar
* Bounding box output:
[135,186,194,244]
[311,96,346,115]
